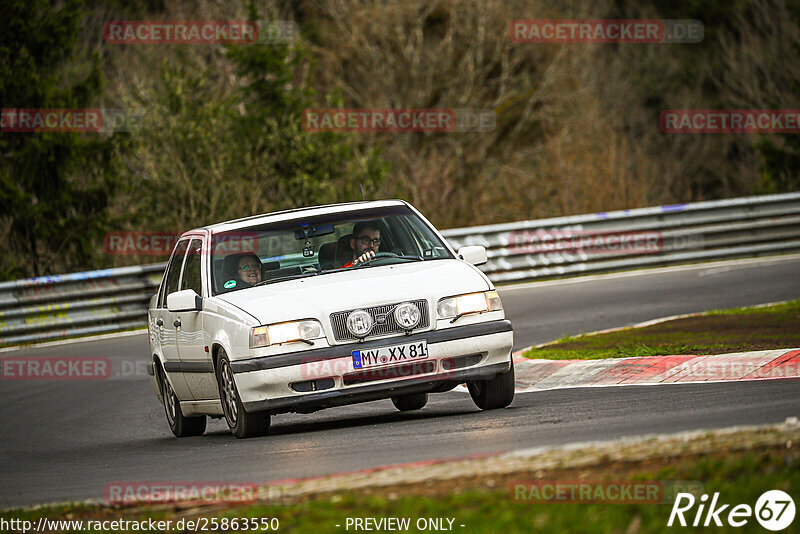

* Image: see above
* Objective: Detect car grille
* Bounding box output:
[330,299,429,341]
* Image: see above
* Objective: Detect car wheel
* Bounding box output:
[216,350,270,439]
[391,392,428,411]
[158,364,206,437]
[467,359,515,410]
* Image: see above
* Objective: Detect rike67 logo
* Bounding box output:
[668,490,795,531]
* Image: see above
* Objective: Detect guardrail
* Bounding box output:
[1,192,799,347]
[442,191,800,283]
[0,265,166,347]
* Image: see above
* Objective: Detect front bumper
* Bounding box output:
[232,319,513,414]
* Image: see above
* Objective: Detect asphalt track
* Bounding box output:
[1,255,799,509]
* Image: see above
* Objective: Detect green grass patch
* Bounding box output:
[227,450,797,532]
[524,300,800,360]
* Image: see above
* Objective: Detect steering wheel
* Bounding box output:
[355,252,399,266]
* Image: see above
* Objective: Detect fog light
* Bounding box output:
[394,302,421,330]
[346,310,374,337]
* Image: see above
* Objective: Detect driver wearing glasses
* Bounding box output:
[341,221,381,268]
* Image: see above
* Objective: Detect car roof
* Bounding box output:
[186,199,410,235]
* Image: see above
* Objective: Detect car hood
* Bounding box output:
[215,259,491,325]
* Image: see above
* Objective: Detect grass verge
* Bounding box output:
[2,424,797,533]
[523,299,800,360]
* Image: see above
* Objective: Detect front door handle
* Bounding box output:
[156,318,163,327]
[173,319,181,328]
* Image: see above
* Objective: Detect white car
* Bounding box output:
[147,200,514,438]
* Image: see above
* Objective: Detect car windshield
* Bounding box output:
[211,205,453,295]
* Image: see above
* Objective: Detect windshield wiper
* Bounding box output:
[254,271,319,287]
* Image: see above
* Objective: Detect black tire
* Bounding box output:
[216,351,270,439]
[157,364,206,437]
[391,392,428,411]
[467,359,515,410]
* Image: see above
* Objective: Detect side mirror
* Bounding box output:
[457,245,487,266]
[167,289,202,312]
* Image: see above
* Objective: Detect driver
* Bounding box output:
[341,221,381,268]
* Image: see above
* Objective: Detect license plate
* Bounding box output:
[352,340,428,370]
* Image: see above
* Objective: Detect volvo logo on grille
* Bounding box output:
[375,314,388,325]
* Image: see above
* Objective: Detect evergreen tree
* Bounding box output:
[0,0,123,279]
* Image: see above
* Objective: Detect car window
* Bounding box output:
[159,239,189,307]
[400,217,450,259]
[210,205,454,295]
[180,239,203,295]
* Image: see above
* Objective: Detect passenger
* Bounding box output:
[235,253,262,285]
[341,221,381,268]
[221,253,262,290]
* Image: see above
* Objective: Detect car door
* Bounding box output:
[158,238,193,400]
[175,237,218,400]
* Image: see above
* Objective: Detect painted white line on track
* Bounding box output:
[512,375,800,394]
[508,418,800,458]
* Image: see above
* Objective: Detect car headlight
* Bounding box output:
[437,291,503,320]
[346,309,374,338]
[250,320,324,348]
[394,302,421,330]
